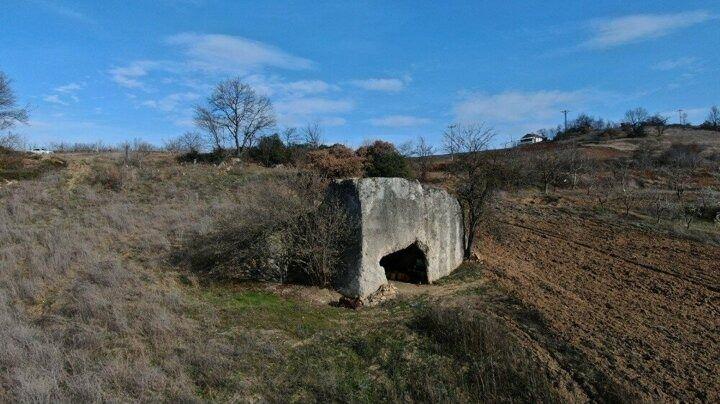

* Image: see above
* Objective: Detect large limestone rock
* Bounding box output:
[328,177,464,300]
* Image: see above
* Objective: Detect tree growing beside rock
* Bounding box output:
[443,123,498,259]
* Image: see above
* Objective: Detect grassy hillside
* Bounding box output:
[0,129,718,401]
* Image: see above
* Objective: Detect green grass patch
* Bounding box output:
[198,286,344,338]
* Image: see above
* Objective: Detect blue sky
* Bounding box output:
[2,0,719,148]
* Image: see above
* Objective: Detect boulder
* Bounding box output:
[328,177,464,300]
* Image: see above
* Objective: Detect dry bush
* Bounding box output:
[89,164,125,191]
[283,199,357,286]
[0,147,66,180]
[306,144,365,178]
[413,303,560,402]
[179,171,355,287]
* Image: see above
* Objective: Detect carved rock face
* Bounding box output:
[328,177,464,300]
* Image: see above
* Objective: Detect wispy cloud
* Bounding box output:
[582,11,715,49]
[141,92,201,112]
[109,61,163,89]
[275,97,354,116]
[29,0,94,23]
[350,78,407,92]
[43,94,68,106]
[454,90,596,123]
[109,33,352,128]
[42,82,85,106]
[282,80,338,95]
[652,56,699,71]
[275,97,354,127]
[166,33,314,73]
[369,115,431,127]
[55,82,85,93]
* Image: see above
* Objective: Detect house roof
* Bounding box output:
[521,133,543,140]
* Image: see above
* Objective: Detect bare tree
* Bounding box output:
[612,163,635,216]
[0,132,25,150]
[443,123,497,259]
[443,124,460,160]
[167,131,203,153]
[558,143,588,189]
[194,106,225,152]
[531,149,564,194]
[0,72,28,132]
[413,136,434,182]
[591,174,614,210]
[396,140,415,157]
[646,114,669,139]
[281,127,299,146]
[303,121,323,148]
[198,78,276,158]
[706,105,720,131]
[624,107,649,127]
[648,190,671,224]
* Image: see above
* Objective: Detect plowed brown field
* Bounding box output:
[478,193,719,401]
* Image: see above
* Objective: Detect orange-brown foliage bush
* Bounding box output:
[306,145,365,178]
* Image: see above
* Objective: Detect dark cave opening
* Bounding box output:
[380,242,428,284]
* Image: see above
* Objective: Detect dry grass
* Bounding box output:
[0,155,248,400]
[2,132,715,401]
[0,152,576,401]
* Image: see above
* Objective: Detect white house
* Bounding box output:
[519,133,546,145]
[29,148,53,155]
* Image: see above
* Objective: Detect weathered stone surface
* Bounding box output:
[328,177,464,300]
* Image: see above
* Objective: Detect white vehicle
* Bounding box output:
[29,148,54,155]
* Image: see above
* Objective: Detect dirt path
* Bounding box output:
[478,198,720,401]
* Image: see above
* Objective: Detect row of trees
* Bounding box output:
[552,105,720,141]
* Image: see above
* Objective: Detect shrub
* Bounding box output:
[250,134,288,167]
[91,165,125,191]
[658,143,705,169]
[306,145,365,178]
[356,140,412,178]
[0,148,66,180]
[283,199,357,286]
[176,150,226,164]
[180,172,355,287]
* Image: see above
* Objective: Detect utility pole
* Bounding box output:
[561,110,569,132]
[678,109,684,125]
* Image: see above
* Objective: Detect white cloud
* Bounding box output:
[369,115,431,127]
[582,11,715,49]
[43,82,85,106]
[141,92,200,112]
[652,57,699,71]
[454,90,593,123]
[166,33,314,73]
[275,97,354,115]
[43,95,68,106]
[109,61,161,89]
[351,78,405,92]
[283,80,338,94]
[55,82,85,93]
[275,97,354,127]
[29,0,93,23]
[320,117,347,127]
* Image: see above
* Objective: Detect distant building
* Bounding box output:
[519,133,546,145]
[29,148,53,155]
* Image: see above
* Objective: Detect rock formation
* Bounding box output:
[327,177,464,301]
